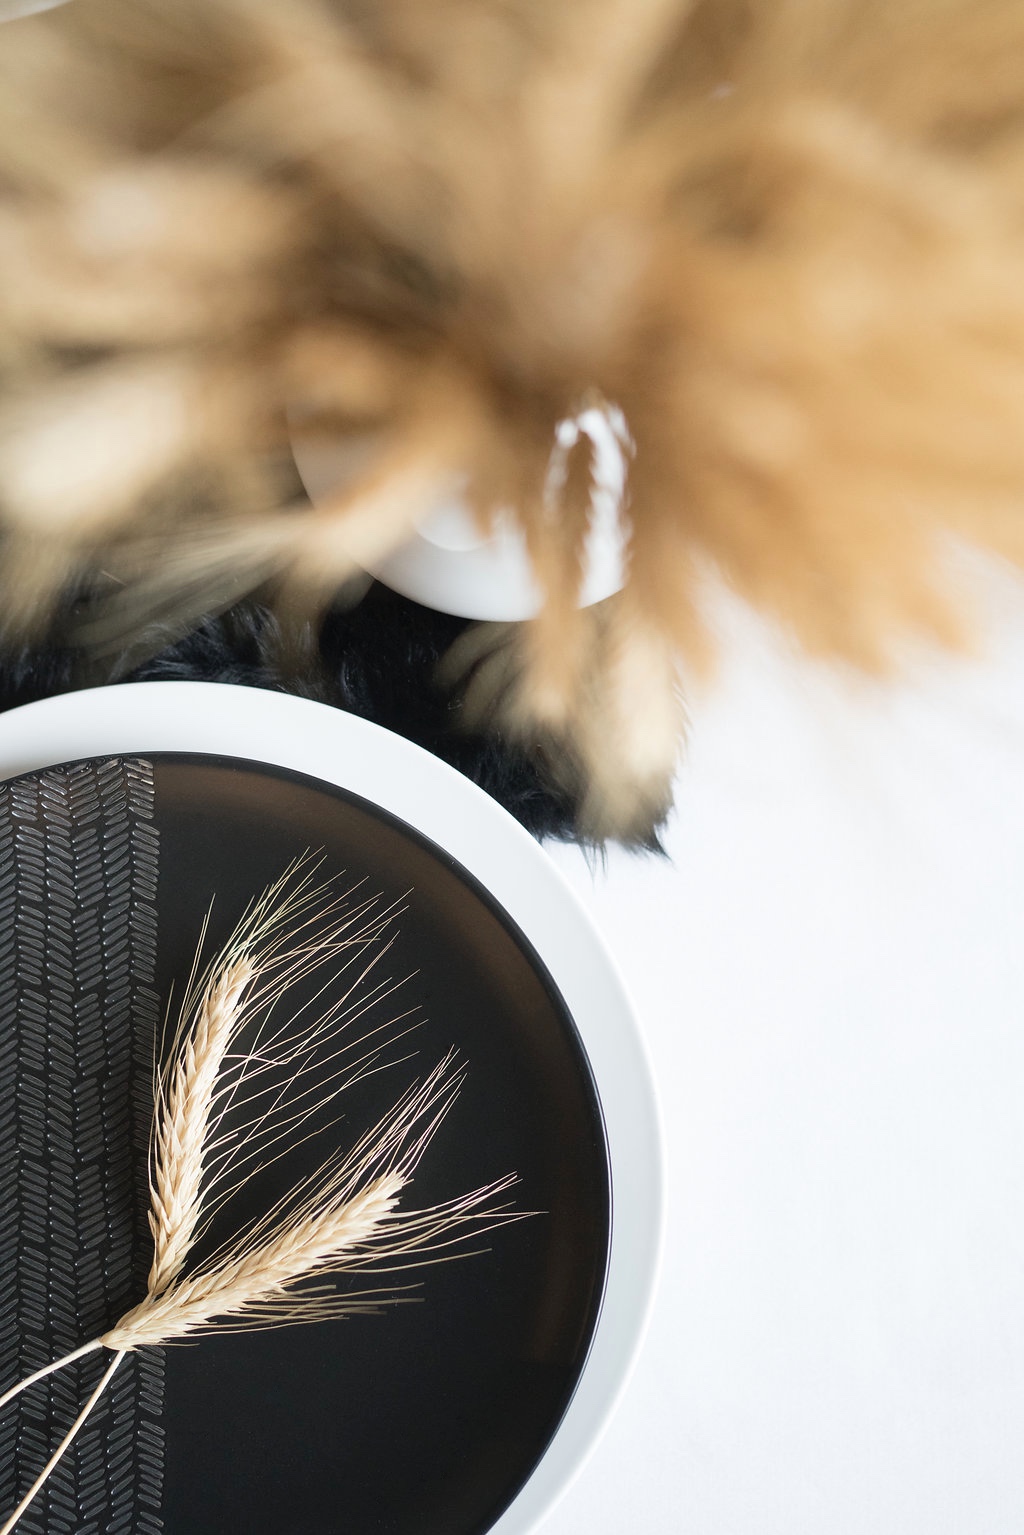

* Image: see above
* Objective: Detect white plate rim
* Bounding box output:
[0,681,663,1535]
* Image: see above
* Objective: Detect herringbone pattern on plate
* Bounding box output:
[0,759,164,1533]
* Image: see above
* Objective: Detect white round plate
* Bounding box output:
[0,681,662,1535]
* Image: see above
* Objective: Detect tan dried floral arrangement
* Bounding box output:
[0,863,519,1534]
[2,0,1024,834]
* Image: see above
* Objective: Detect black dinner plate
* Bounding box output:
[0,754,610,1535]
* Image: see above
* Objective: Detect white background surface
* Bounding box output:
[542,573,1024,1535]
[0,567,1020,1534]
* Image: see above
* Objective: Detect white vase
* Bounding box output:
[290,404,629,620]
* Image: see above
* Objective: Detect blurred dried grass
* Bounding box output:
[1,0,1024,835]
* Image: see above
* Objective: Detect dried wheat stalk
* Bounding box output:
[0,860,519,1534]
[5,0,1023,836]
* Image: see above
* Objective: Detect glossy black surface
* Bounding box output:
[145,756,609,1535]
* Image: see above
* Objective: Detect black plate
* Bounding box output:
[2,754,610,1535]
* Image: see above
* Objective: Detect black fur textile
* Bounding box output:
[0,586,661,849]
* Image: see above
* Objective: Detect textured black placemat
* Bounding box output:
[0,759,164,1534]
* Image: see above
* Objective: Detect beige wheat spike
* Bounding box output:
[147,954,257,1295]
[106,1172,404,1350]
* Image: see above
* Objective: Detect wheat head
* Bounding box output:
[147,954,256,1295]
[105,1172,404,1349]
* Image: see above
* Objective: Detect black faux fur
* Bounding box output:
[0,587,663,849]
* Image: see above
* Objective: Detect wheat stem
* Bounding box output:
[0,1350,125,1535]
[0,1339,104,1413]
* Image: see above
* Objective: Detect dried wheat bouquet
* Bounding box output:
[2,0,1024,833]
[0,860,521,1534]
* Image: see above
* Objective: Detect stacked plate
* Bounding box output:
[0,683,661,1535]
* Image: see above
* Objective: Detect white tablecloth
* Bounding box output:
[543,572,1024,1535]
